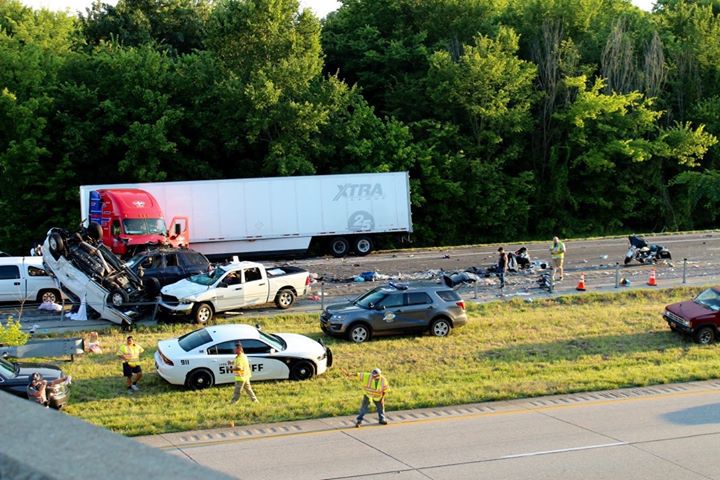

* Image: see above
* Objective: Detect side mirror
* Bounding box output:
[174,223,181,236]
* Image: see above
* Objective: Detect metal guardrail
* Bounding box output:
[0,337,84,361]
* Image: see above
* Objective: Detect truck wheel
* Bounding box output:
[37,289,61,304]
[142,277,161,297]
[185,368,214,390]
[290,360,315,381]
[48,233,65,260]
[87,222,103,242]
[694,326,715,345]
[430,318,452,337]
[275,289,295,309]
[348,323,371,343]
[108,288,129,308]
[354,236,373,256]
[194,303,213,324]
[330,237,350,258]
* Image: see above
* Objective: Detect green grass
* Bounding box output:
[52,286,718,436]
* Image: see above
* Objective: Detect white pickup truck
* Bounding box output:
[159,261,311,323]
[0,257,61,304]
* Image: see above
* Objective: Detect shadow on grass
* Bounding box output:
[663,403,720,425]
[479,330,696,363]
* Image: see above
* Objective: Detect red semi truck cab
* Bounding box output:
[88,189,189,256]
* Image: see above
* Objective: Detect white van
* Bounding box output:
[0,257,61,304]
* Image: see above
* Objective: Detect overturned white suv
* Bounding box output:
[42,224,159,326]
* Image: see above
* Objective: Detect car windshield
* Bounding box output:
[693,288,720,311]
[259,331,286,351]
[0,357,17,377]
[354,287,388,309]
[178,328,214,352]
[123,218,167,236]
[188,267,226,286]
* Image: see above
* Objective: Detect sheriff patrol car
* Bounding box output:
[154,324,332,389]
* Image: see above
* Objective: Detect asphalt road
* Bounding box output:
[139,380,720,480]
[7,231,719,334]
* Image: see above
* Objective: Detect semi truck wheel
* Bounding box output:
[354,236,373,256]
[330,237,349,257]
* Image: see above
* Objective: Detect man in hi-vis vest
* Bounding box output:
[231,343,258,403]
[355,368,389,427]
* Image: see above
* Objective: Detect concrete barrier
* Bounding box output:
[0,391,233,480]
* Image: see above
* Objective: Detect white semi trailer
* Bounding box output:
[80,172,413,258]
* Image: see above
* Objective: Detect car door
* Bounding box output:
[214,271,246,311]
[0,265,22,302]
[370,292,408,333]
[162,253,184,285]
[401,292,436,330]
[241,267,268,306]
[205,340,237,385]
[240,339,287,380]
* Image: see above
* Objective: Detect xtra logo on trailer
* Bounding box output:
[333,183,384,201]
[132,201,146,208]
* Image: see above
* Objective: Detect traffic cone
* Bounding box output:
[576,273,586,291]
[647,268,657,286]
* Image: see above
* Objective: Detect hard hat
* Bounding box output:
[371,368,381,376]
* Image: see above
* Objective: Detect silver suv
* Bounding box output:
[320,282,468,343]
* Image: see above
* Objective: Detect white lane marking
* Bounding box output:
[501,442,627,459]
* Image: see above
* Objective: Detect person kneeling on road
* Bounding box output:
[355,368,389,427]
[27,371,70,407]
[117,335,144,394]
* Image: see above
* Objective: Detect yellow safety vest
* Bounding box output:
[234,354,251,382]
[551,241,566,259]
[359,373,388,400]
[118,344,143,367]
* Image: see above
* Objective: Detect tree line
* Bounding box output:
[1,0,719,254]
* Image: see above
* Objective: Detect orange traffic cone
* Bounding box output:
[576,273,586,291]
[647,268,657,286]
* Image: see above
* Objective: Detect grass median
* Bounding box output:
[57,286,718,436]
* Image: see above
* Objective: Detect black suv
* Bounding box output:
[320,282,468,343]
[125,248,211,287]
[0,356,69,409]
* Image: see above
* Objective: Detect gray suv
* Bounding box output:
[320,282,468,343]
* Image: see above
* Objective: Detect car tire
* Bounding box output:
[108,287,129,308]
[37,289,61,304]
[186,368,214,390]
[348,323,371,343]
[87,222,103,242]
[194,303,213,324]
[48,232,65,260]
[430,318,452,337]
[143,277,161,297]
[330,237,350,258]
[275,288,295,309]
[694,326,715,345]
[354,236,373,256]
[290,360,315,381]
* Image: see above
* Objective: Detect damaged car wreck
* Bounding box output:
[42,223,160,326]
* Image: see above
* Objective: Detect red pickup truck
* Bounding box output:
[664,288,720,344]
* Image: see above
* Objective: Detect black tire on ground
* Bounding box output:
[108,287,129,308]
[186,369,214,390]
[37,289,61,304]
[87,222,103,242]
[430,318,452,337]
[347,323,371,343]
[330,237,350,258]
[354,236,373,256]
[290,360,315,381]
[694,326,715,345]
[48,232,65,260]
[274,288,295,309]
[193,302,213,324]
